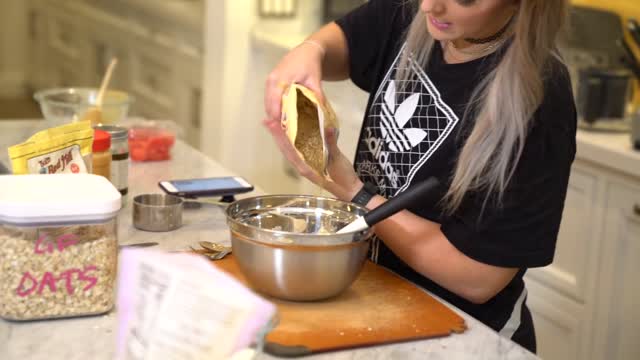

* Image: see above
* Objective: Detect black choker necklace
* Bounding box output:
[465,16,514,45]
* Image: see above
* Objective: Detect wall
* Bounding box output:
[202,0,261,169]
[200,0,368,194]
[201,0,303,191]
[0,0,28,97]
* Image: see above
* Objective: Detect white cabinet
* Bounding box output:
[526,277,583,360]
[173,51,203,149]
[24,0,204,150]
[129,38,177,120]
[26,1,48,91]
[44,3,92,88]
[591,179,640,360]
[526,163,601,359]
[525,159,640,360]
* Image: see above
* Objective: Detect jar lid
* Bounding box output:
[93,130,112,152]
[0,174,122,225]
[94,125,128,140]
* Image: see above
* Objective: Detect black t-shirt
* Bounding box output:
[336,0,576,353]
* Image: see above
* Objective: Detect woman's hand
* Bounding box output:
[263,41,326,127]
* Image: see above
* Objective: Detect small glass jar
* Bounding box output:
[0,174,122,321]
[95,125,130,200]
[92,129,112,180]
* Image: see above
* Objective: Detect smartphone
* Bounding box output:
[159,176,254,198]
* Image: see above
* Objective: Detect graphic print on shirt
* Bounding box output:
[355,45,460,198]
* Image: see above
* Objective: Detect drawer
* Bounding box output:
[47,12,82,59]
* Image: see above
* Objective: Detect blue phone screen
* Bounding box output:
[170,177,244,192]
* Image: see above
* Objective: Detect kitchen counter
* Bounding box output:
[0,120,536,359]
[576,129,640,179]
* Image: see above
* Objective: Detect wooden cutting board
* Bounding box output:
[214,256,466,357]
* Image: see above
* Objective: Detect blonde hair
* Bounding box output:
[396,0,569,213]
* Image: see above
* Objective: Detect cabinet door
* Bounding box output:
[526,277,583,360]
[173,51,203,149]
[525,163,602,360]
[45,5,92,87]
[591,179,640,360]
[129,40,177,121]
[26,2,49,90]
[527,165,599,302]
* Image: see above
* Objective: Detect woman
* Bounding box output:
[263,0,576,353]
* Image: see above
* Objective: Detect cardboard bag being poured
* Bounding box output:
[281,84,338,177]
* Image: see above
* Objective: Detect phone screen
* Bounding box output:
[170,177,246,193]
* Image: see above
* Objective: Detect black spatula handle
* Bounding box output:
[363,177,440,227]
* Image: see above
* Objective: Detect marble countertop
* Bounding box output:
[0,120,536,360]
[575,129,640,178]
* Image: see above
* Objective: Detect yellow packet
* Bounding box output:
[281,84,338,176]
[8,121,94,175]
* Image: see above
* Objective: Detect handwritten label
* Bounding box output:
[15,233,99,298]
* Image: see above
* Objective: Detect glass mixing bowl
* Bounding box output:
[34,87,133,127]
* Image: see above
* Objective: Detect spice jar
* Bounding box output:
[95,125,130,198]
[92,130,112,180]
[0,174,122,321]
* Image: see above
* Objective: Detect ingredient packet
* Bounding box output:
[281,84,338,177]
[116,249,276,360]
[8,121,94,174]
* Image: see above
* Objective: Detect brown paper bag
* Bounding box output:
[281,84,338,177]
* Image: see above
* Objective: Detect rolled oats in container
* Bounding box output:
[0,174,122,321]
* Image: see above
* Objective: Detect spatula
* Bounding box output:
[83,57,118,125]
[337,177,441,234]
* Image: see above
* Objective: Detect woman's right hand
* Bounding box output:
[263,41,327,126]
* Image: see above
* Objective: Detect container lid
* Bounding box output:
[0,174,122,225]
[94,125,129,140]
[93,130,111,152]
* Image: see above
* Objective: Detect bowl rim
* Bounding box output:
[225,194,372,238]
[33,87,134,107]
[133,194,184,208]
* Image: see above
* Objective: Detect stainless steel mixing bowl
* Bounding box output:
[226,195,373,301]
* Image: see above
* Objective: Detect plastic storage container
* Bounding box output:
[0,174,122,321]
[128,126,175,162]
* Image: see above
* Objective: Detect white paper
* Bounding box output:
[119,253,268,360]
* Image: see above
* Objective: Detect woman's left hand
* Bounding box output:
[263,122,363,202]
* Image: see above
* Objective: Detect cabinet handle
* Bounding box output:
[634,204,640,216]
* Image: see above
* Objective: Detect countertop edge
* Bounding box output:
[576,130,640,179]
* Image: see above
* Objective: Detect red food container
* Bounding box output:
[128,127,175,162]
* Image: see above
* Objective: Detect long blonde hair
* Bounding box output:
[397,0,568,213]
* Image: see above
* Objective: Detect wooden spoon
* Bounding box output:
[83,57,118,125]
